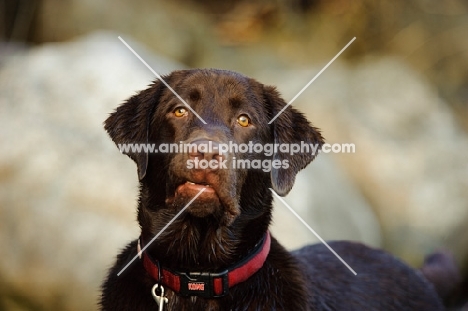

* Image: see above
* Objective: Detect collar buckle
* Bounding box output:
[178,270,229,298]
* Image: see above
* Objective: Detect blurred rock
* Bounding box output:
[260,56,468,267]
[0,32,381,310]
[30,0,468,128]
[0,31,182,311]
[271,155,381,250]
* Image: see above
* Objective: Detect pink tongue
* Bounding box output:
[177,182,215,194]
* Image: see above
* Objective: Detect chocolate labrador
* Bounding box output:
[100,69,452,310]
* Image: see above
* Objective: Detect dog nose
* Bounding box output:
[188,140,223,163]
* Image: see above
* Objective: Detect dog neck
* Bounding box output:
[137,231,271,298]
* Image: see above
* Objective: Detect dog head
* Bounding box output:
[105,69,323,263]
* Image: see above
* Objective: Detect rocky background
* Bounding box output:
[1,0,468,310]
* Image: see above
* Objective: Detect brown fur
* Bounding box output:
[100,69,448,310]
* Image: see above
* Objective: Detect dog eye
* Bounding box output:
[237,114,250,127]
[173,107,188,117]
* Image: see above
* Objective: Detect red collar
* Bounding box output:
[138,231,271,298]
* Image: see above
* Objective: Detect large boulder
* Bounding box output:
[261,58,468,267]
[0,32,182,311]
[271,155,382,250]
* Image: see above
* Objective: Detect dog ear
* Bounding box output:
[104,81,164,180]
[264,85,324,196]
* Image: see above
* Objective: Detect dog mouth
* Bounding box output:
[175,179,218,195]
[164,162,240,224]
[181,180,215,192]
[170,179,221,218]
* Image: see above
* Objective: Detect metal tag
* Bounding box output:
[151,284,168,311]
